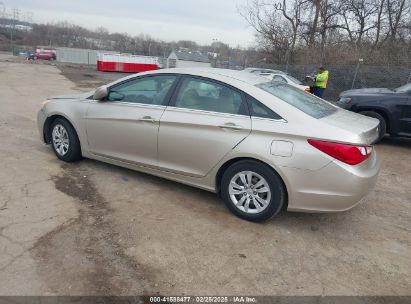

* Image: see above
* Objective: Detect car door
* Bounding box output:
[158,76,251,177]
[85,74,177,167]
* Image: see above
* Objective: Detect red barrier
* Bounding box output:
[97,61,158,73]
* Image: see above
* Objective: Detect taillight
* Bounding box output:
[308,139,373,165]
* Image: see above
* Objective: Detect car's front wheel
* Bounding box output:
[50,118,82,162]
[221,160,286,222]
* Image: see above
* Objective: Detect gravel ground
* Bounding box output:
[0,53,410,297]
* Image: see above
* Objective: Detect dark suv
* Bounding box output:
[337,83,411,142]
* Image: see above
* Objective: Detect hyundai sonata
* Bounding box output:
[38,68,380,222]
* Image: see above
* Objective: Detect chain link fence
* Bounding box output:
[262,64,411,101]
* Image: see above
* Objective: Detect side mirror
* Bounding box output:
[93,85,108,100]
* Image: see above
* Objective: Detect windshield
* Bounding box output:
[286,75,303,85]
[396,82,411,92]
[256,82,337,119]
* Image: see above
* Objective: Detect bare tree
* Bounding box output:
[276,0,308,61]
[239,0,310,65]
[386,0,408,40]
[307,0,322,46]
[337,0,379,45]
[373,0,386,45]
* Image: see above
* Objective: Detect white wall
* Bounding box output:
[56,48,99,65]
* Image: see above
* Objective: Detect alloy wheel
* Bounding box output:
[229,171,271,214]
[52,124,70,156]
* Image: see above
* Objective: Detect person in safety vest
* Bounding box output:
[312,66,328,98]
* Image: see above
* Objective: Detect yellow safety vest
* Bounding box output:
[314,70,329,88]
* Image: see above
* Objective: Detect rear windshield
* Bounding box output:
[256,82,337,118]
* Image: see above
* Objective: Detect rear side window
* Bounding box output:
[256,82,337,118]
[174,77,247,115]
[247,96,283,120]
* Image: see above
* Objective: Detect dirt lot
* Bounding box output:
[0,53,410,296]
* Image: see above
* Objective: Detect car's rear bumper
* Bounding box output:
[285,150,380,212]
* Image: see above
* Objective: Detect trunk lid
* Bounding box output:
[320,108,380,145]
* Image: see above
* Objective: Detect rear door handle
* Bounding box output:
[218,123,243,130]
[138,116,157,123]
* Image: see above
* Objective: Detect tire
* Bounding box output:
[50,118,82,162]
[221,160,286,222]
[359,111,387,143]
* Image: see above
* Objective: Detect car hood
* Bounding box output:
[341,88,393,96]
[320,108,380,145]
[52,91,93,100]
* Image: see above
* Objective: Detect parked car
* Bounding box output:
[243,67,286,75]
[337,82,411,142]
[38,68,380,222]
[26,51,36,61]
[34,50,56,61]
[260,73,311,93]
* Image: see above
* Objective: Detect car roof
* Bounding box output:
[243,67,286,74]
[111,68,269,87]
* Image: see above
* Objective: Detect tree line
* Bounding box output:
[1,1,410,67]
[239,0,411,65]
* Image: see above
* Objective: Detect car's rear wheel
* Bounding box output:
[359,111,387,143]
[221,160,286,222]
[50,118,82,162]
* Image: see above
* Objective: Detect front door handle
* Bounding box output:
[138,116,157,123]
[218,123,243,130]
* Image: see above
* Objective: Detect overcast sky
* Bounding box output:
[6,0,256,47]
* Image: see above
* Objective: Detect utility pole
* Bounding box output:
[0,2,5,19]
[10,8,20,53]
[351,58,363,89]
[212,38,218,68]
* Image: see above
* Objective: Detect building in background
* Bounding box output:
[167,50,211,68]
[55,47,111,65]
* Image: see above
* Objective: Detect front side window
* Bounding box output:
[286,75,303,85]
[256,82,337,119]
[107,75,176,105]
[174,77,246,115]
